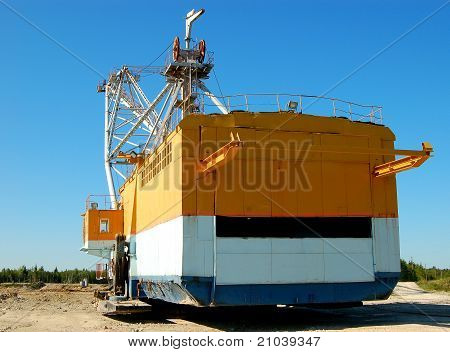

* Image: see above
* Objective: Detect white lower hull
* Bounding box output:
[129,216,400,284]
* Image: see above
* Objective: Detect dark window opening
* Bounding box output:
[216,216,372,238]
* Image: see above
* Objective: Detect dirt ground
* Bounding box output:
[0,282,449,332]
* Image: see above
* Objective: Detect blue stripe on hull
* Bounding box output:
[130,272,399,306]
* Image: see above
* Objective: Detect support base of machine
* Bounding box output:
[97,299,152,315]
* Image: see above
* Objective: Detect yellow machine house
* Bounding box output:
[81,9,433,308]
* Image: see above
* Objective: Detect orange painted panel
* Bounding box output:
[199,126,217,160]
[297,160,324,216]
[181,127,198,159]
[84,209,124,241]
[215,158,244,216]
[345,163,372,216]
[117,112,400,235]
[322,161,348,216]
[242,159,271,216]
[196,171,216,215]
[383,175,398,217]
[381,139,399,217]
[121,176,137,236]
[271,160,298,216]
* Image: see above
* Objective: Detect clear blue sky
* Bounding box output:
[0,0,448,270]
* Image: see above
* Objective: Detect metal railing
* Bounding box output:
[163,49,215,67]
[195,93,383,124]
[85,194,120,211]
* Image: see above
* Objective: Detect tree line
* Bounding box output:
[400,259,450,282]
[0,265,99,284]
[1,260,448,284]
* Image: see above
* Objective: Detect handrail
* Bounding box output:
[85,194,122,211]
[205,93,382,109]
[193,93,383,124]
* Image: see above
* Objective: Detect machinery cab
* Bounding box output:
[81,196,124,258]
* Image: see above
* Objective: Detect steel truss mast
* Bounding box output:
[98,9,227,208]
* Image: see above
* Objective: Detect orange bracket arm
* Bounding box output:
[117,151,143,165]
[373,142,433,177]
[200,132,243,173]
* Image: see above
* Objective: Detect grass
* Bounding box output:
[417,278,450,293]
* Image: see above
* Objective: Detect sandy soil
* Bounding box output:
[0,282,449,332]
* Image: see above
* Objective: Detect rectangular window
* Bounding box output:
[216,216,372,238]
[100,219,109,233]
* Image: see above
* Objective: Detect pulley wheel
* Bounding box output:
[198,40,206,63]
[173,36,180,61]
